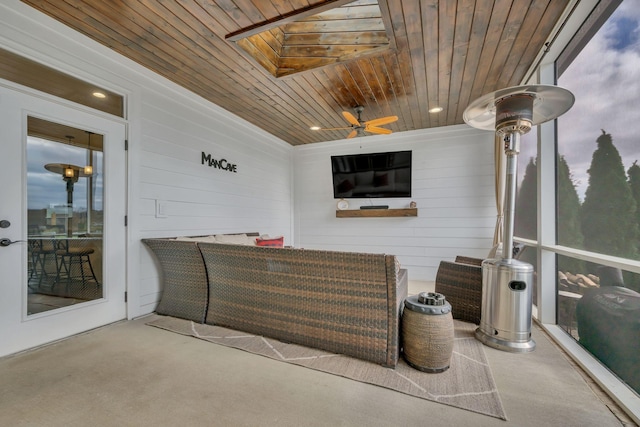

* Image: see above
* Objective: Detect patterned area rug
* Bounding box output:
[147,315,506,420]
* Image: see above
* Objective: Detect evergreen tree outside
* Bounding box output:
[557,155,585,274]
[514,157,537,240]
[628,160,640,247]
[626,160,640,291]
[581,131,639,273]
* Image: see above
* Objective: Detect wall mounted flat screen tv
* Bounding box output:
[331,150,412,198]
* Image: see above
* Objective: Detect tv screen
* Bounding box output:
[331,150,412,199]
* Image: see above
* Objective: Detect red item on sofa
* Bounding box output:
[255,236,284,247]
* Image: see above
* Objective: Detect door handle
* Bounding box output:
[0,238,24,247]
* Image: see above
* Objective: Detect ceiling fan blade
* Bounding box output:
[316,126,352,131]
[365,115,398,127]
[342,111,361,126]
[365,125,393,135]
[347,129,358,138]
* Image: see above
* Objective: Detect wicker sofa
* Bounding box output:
[143,237,408,368]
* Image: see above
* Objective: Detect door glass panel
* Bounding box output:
[26,117,103,315]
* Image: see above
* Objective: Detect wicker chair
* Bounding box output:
[434,257,483,324]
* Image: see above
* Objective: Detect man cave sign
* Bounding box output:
[201,152,237,173]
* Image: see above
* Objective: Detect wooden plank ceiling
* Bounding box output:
[20,0,570,146]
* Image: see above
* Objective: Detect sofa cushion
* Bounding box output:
[255,236,284,247]
[214,233,255,245]
[175,235,217,243]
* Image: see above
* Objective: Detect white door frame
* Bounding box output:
[0,83,128,357]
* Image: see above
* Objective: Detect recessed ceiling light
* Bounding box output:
[429,106,443,113]
[310,126,321,130]
[92,91,106,99]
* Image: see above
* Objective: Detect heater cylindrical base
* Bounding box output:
[477,258,536,353]
[474,327,535,353]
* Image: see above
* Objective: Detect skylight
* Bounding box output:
[228,1,391,78]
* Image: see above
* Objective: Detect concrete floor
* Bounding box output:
[0,283,635,426]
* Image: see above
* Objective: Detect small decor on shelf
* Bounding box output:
[336,199,349,210]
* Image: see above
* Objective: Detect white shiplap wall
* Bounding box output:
[0,1,294,318]
[135,91,293,314]
[293,125,496,281]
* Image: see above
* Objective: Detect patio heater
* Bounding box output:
[463,85,574,352]
[44,162,92,237]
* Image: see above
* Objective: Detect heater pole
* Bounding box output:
[502,131,520,261]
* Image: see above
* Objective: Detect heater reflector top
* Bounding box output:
[463,84,575,132]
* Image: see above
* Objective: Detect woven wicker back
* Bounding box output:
[454,255,483,266]
[199,243,402,367]
[385,256,407,366]
[142,239,208,323]
[434,261,482,324]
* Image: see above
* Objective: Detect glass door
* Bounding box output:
[0,84,127,357]
[27,118,105,314]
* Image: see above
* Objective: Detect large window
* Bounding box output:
[556,0,640,395]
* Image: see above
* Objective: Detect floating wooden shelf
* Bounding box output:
[336,208,418,218]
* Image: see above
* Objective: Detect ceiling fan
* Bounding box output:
[314,106,398,138]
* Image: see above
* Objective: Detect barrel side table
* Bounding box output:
[402,292,454,373]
